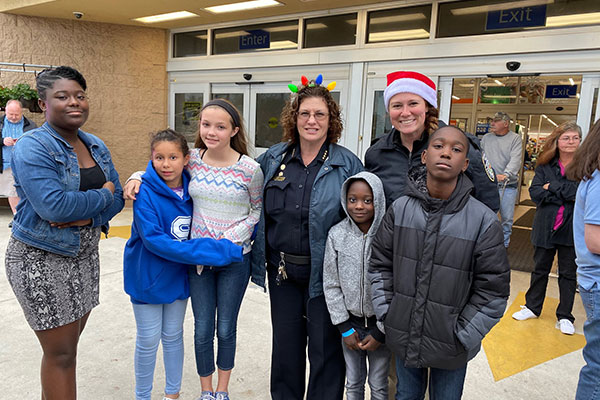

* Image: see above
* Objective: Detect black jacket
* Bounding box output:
[529,158,578,248]
[0,115,37,172]
[365,127,500,212]
[369,167,510,370]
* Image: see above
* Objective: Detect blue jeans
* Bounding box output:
[189,253,250,376]
[498,185,517,247]
[395,359,467,400]
[132,299,188,400]
[576,284,600,400]
[342,328,390,400]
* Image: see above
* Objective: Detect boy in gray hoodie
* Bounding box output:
[323,171,390,400]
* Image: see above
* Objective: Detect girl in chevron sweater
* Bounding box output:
[187,99,263,400]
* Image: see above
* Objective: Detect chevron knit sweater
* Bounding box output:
[187,149,263,254]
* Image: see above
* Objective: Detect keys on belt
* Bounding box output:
[275,251,311,285]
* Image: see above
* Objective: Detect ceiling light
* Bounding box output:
[494,79,503,85]
[269,40,298,49]
[369,13,427,25]
[452,95,461,100]
[134,11,197,23]
[569,78,575,85]
[205,0,281,14]
[546,12,600,27]
[450,0,553,16]
[369,29,430,42]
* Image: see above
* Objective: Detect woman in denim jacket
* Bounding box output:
[5,66,124,399]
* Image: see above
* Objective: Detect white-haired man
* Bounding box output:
[1,99,37,226]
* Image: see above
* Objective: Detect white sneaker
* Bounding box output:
[556,319,575,335]
[512,305,537,321]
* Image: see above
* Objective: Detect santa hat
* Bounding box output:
[383,71,437,109]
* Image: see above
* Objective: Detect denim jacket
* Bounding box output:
[10,122,124,257]
[250,141,363,298]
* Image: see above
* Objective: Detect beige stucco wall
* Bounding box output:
[0,13,168,196]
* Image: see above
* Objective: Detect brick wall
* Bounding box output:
[0,13,168,198]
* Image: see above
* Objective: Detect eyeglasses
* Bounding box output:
[297,111,328,121]
[558,136,581,142]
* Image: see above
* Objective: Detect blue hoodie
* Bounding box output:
[123,160,243,304]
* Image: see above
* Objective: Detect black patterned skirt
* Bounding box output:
[5,226,101,331]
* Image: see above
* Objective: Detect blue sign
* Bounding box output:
[476,123,490,135]
[545,85,578,99]
[239,29,270,50]
[486,5,547,30]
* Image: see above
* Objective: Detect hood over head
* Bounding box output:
[340,171,386,235]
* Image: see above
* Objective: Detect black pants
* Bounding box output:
[525,245,577,322]
[267,263,345,400]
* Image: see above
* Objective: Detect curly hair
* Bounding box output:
[537,121,581,166]
[567,119,600,182]
[424,104,439,136]
[280,83,342,145]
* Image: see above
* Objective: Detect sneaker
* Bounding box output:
[512,305,537,321]
[556,319,575,335]
[197,392,216,400]
[215,392,230,400]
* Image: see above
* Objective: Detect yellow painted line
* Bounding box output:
[101,225,131,240]
[482,291,586,381]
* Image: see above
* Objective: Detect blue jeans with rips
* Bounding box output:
[395,359,467,400]
[132,299,188,400]
[189,253,251,376]
[499,186,517,247]
[576,284,600,400]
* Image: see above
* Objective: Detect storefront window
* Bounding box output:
[370,90,393,144]
[303,13,357,48]
[438,0,600,38]
[173,30,208,58]
[175,93,203,142]
[367,5,431,43]
[213,20,298,55]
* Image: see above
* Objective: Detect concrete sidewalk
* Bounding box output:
[0,206,586,399]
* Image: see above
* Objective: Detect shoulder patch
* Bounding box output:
[481,151,495,182]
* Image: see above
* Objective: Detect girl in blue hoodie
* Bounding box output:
[123,129,243,400]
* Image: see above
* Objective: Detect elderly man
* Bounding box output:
[481,111,523,248]
[1,99,37,226]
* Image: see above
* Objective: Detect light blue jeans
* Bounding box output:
[576,284,600,400]
[341,333,390,400]
[498,186,518,247]
[132,299,188,400]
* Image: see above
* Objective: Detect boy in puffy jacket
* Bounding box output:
[369,126,510,399]
[324,171,390,400]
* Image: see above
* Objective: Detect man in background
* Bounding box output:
[481,111,523,248]
[1,99,37,226]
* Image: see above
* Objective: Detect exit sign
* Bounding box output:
[545,85,578,99]
[486,5,547,30]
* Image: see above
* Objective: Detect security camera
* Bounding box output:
[73,12,84,19]
[243,73,252,81]
[506,61,521,72]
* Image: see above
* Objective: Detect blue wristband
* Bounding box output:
[342,328,356,338]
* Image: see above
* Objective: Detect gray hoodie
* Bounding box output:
[323,171,386,341]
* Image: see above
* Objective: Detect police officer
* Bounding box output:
[250,76,363,400]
